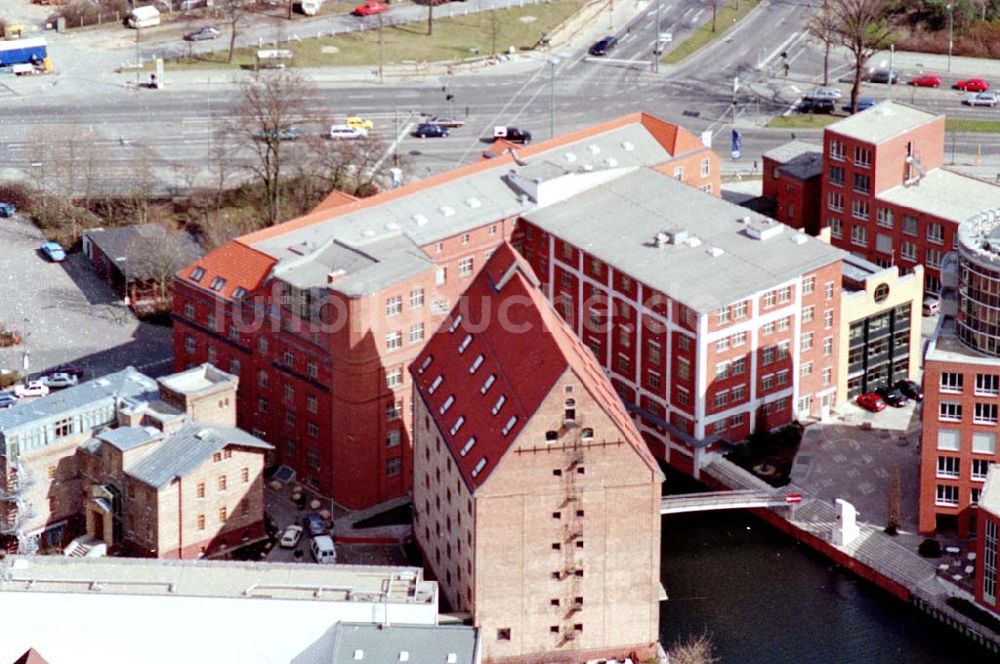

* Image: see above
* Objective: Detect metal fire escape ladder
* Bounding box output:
[558,429,585,645]
[0,460,38,554]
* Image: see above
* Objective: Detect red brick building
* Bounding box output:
[171,114,719,510]
[762,101,1000,293]
[761,141,824,236]
[411,244,663,663]
[920,208,1000,536]
[976,465,1000,616]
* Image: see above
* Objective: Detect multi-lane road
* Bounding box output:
[0,0,998,190]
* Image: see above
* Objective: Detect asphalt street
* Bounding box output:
[0,0,998,189]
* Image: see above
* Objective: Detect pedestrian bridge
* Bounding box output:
[660,490,797,515]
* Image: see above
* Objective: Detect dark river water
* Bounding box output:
[659,475,995,664]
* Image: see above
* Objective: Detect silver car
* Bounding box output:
[805,86,843,101]
[964,92,998,107]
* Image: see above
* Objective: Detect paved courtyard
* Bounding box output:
[0,216,173,382]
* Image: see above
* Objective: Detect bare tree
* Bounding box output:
[220,0,246,64]
[126,224,200,310]
[806,0,838,86]
[308,133,408,198]
[702,0,724,33]
[487,8,502,55]
[668,632,719,664]
[885,465,900,536]
[829,0,895,113]
[227,70,315,226]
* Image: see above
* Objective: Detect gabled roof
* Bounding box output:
[12,649,49,664]
[410,243,658,492]
[126,422,272,488]
[311,189,358,214]
[178,241,275,301]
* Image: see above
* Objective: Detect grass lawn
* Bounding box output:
[661,0,760,65]
[164,0,584,69]
[945,118,1000,134]
[766,113,840,129]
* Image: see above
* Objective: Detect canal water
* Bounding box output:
[659,476,994,663]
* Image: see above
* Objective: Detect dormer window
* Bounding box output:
[210,277,227,292]
[190,267,206,282]
[232,287,247,299]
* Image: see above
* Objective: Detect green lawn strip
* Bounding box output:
[661,0,760,65]
[161,0,583,70]
[766,113,840,129]
[945,118,1000,134]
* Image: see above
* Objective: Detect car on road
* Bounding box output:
[353,1,387,15]
[857,392,887,412]
[254,126,302,141]
[797,98,835,114]
[413,123,450,138]
[346,116,374,130]
[40,241,66,262]
[426,116,465,128]
[14,381,49,399]
[964,91,998,107]
[39,372,78,389]
[875,385,910,408]
[493,126,532,144]
[922,296,940,316]
[588,36,618,57]
[868,69,899,84]
[279,524,303,549]
[183,26,220,41]
[804,86,843,101]
[955,78,989,92]
[0,202,15,218]
[842,96,877,113]
[0,393,17,409]
[302,512,327,537]
[895,379,924,402]
[329,124,368,140]
[909,73,942,88]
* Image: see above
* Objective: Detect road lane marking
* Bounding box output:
[757,31,802,70]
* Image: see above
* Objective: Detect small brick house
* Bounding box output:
[411,244,664,663]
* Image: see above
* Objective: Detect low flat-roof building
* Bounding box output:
[0,556,438,664]
[292,622,479,664]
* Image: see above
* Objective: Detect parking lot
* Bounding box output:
[0,216,173,383]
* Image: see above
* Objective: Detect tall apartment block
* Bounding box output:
[411,244,663,663]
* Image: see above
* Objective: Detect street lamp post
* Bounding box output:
[653,0,661,74]
[547,57,559,139]
[946,3,954,73]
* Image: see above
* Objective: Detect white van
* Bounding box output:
[310,535,336,564]
[128,6,161,29]
[329,124,368,140]
[299,0,324,15]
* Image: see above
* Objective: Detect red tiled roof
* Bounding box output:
[311,189,358,214]
[12,649,49,664]
[410,243,659,492]
[175,240,276,300]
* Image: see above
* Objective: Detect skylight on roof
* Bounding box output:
[469,355,484,373]
[501,415,518,436]
[491,394,506,416]
[440,394,455,415]
[587,144,601,155]
[480,374,495,394]
[418,355,433,374]
[439,205,455,217]
[564,152,577,163]
[471,457,488,478]
[458,334,473,354]
[465,197,482,209]
[413,213,429,226]
[460,437,477,457]
[450,416,465,436]
[621,141,635,151]
[429,375,443,394]
[449,315,463,333]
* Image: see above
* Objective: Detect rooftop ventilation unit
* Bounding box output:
[685,235,702,248]
[362,229,376,238]
[587,144,601,155]
[744,218,784,241]
[579,164,594,172]
[439,205,455,217]
[706,246,724,257]
[195,429,212,440]
[621,141,634,151]
[412,213,429,226]
[605,157,618,167]
[327,269,346,285]
[564,152,577,163]
[791,234,808,245]
[654,229,691,248]
[740,216,752,224]
[465,197,482,209]
[385,222,400,231]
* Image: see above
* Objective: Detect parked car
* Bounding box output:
[353,1,387,15]
[413,123,450,138]
[964,92,999,107]
[183,26,220,41]
[588,36,618,56]
[328,124,368,140]
[254,126,302,141]
[0,202,15,218]
[875,385,910,408]
[279,524,303,549]
[14,381,50,398]
[0,393,17,409]
[909,73,941,88]
[895,379,924,402]
[346,116,374,130]
[310,534,337,564]
[302,513,327,537]
[804,86,843,101]
[922,296,940,316]
[955,78,989,92]
[40,242,66,262]
[493,126,532,144]
[39,372,78,389]
[44,364,85,378]
[869,69,899,84]
[857,392,887,412]
[842,97,877,113]
[797,98,835,114]
[426,116,465,128]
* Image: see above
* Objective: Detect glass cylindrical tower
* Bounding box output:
[957,208,1000,356]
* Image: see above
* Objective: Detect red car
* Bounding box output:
[857,392,887,413]
[955,78,989,92]
[909,73,941,88]
[354,1,387,15]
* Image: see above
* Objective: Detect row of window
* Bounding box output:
[938,402,999,424]
[195,500,251,530]
[936,456,992,480]
[828,139,870,167]
[934,484,982,507]
[385,289,425,316]
[193,469,250,498]
[936,428,998,454]
[939,372,1000,395]
[386,324,426,351]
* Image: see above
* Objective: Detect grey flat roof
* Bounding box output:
[251,124,674,295]
[523,168,845,312]
[828,100,940,144]
[877,169,1000,225]
[764,141,824,180]
[0,555,436,605]
[157,363,234,395]
[981,464,1000,516]
[0,367,158,438]
[84,224,203,281]
[96,426,161,451]
[925,315,1000,365]
[763,140,822,164]
[127,422,272,488]
[294,622,478,664]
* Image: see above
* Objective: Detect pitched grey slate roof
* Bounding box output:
[127,422,272,488]
[84,224,203,281]
[292,622,478,664]
[96,426,162,451]
[762,140,824,181]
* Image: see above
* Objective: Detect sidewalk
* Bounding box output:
[871,49,1000,79]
